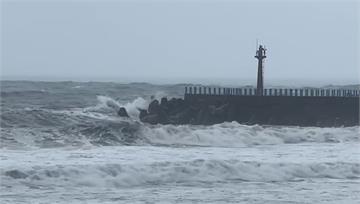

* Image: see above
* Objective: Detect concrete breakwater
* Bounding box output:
[136,86,359,127]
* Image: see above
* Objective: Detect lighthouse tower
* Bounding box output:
[255,45,266,96]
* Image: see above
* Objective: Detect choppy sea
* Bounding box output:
[0,81,359,203]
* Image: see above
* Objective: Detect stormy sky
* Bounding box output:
[1,0,359,85]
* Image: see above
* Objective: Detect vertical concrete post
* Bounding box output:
[274,89,277,96]
[185,86,188,94]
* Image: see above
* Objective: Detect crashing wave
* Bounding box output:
[2,160,359,188]
[141,122,360,147]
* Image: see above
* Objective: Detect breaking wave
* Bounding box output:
[2,121,358,149]
[142,123,360,147]
[1,95,359,149]
[2,160,359,188]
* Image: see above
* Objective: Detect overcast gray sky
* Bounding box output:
[1,0,359,85]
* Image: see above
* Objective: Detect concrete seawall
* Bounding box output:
[184,94,359,126]
[136,86,359,127]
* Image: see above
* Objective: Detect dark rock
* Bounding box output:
[160,97,168,106]
[168,107,193,124]
[118,107,129,117]
[148,100,160,114]
[141,114,160,124]
[138,108,148,120]
[5,170,28,179]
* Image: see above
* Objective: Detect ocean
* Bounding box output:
[0,80,359,203]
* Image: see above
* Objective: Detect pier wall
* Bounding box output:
[184,93,359,127]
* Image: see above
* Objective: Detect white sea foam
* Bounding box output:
[82,95,149,119]
[122,97,148,118]
[83,95,122,113]
[141,122,360,147]
[2,160,359,189]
